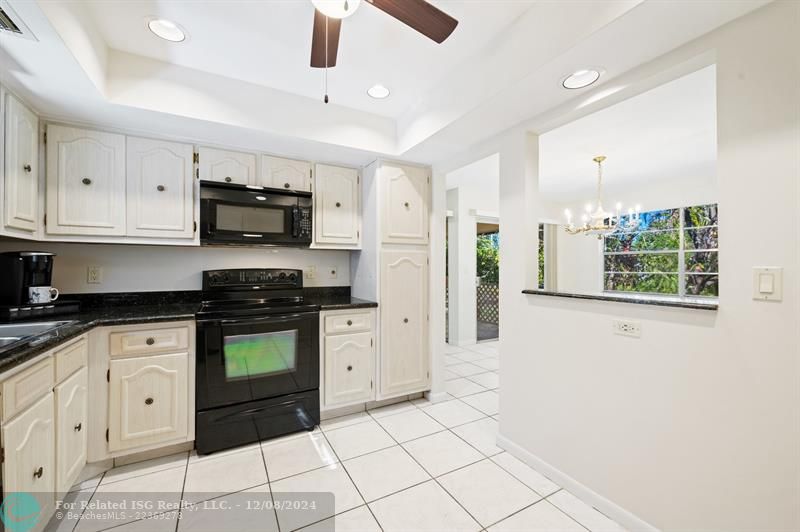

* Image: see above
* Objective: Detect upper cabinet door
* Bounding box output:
[126,137,195,239]
[198,147,256,185]
[46,125,126,236]
[260,155,312,192]
[314,164,360,247]
[3,93,39,234]
[381,163,430,245]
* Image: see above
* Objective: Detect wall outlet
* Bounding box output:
[305,266,316,280]
[612,319,641,338]
[328,268,338,280]
[87,266,103,284]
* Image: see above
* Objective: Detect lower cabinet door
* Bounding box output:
[324,332,374,407]
[55,367,88,494]
[108,353,189,452]
[380,249,430,398]
[2,392,56,526]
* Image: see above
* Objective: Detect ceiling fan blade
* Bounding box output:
[367,0,458,43]
[310,9,341,68]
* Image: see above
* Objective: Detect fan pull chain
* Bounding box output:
[324,16,329,104]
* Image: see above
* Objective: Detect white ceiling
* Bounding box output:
[84,0,535,119]
[0,0,768,167]
[539,65,717,203]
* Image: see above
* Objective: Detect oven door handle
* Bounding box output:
[196,313,315,327]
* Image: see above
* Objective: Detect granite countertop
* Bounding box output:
[0,288,377,375]
[0,303,201,374]
[522,289,719,310]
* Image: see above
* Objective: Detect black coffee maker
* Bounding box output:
[0,251,57,305]
[0,252,79,321]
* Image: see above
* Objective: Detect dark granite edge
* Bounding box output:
[318,297,378,310]
[522,289,718,311]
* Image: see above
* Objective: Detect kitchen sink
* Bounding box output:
[0,320,76,351]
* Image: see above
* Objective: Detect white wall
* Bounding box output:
[446,154,500,345]
[555,230,603,294]
[435,2,800,530]
[0,241,350,293]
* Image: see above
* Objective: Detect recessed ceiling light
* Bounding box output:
[562,69,601,89]
[312,0,362,19]
[147,19,186,42]
[367,84,390,99]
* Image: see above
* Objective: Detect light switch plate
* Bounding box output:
[753,267,782,301]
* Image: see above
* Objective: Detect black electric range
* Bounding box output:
[195,268,320,454]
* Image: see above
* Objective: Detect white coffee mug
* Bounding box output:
[29,286,59,304]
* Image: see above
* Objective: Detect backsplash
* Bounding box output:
[0,241,351,293]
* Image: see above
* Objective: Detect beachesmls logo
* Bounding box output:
[1,493,41,532]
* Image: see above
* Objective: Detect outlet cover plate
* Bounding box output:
[613,319,641,338]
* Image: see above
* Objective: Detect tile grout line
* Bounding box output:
[258,439,282,532]
[316,428,384,532]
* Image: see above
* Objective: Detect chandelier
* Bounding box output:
[563,155,640,239]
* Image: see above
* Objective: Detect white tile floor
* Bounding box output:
[49,340,627,532]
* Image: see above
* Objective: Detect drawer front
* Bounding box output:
[2,358,55,420]
[324,312,372,335]
[110,326,189,357]
[55,336,88,383]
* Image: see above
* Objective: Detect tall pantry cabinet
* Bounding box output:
[352,161,431,400]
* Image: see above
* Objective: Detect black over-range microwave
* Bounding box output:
[199,180,312,246]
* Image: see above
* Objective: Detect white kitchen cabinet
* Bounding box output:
[198,147,256,185]
[3,92,39,235]
[45,125,126,236]
[381,162,430,245]
[261,155,312,192]
[380,249,429,397]
[107,352,189,452]
[126,136,195,239]
[54,367,87,494]
[324,331,374,408]
[1,392,56,525]
[314,164,360,248]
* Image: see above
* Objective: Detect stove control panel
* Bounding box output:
[203,268,302,290]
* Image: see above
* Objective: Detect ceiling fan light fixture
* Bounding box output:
[147,18,186,42]
[367,84,390,99]
[562,69,601,90]
[312,0,362,19]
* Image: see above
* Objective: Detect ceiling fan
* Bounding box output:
[309,0,458,101]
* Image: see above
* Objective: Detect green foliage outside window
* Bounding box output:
[477,232,500,283]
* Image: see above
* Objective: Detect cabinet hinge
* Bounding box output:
[196,168,199,179]
[43,131,47,144]
[193,153,199,164]
[370,380,373,389]
[106,369,110,382]
[105,428,109,442]
[0,448,4,463]
[370,338,373,347]
[357,230,360,238]
[309,168,312,178]
[43,214,47,226]
[193,221,197,233]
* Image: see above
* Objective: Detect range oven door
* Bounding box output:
[197,311,319,411]
[199,181,312,246]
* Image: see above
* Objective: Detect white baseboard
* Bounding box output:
[424,390,450,403]
[496,434,659,532]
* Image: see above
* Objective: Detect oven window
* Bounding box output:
[216,204,285,234]
[223,331,297,380]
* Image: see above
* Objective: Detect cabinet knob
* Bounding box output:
[346,320,353,326]
[224,177,232,183]
[74,422,82,432]
[157,185,166,192]
[23,164,32,173]
[347,365,353,371]
[403,318,409,323]
[284,182,291,189]
[404,202,410,208]
[82,178,92,185]
[145,397,154,405]
[335,202,341,208]
[146,337,155,345]
[33,466,43,479]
